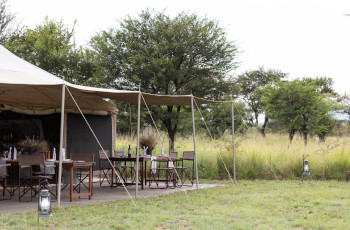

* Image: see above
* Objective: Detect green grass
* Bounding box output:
[1,180,350,229]
[116,132,350,180]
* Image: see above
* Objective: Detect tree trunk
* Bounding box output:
[159,105,181,152]
[254,112,259,128]
[318,134,325,142]
[260,117,268,137]
[168,131,175,152]
[302,125,308,146]
[289,129,296,143]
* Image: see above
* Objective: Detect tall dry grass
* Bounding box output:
[116,132,350,180]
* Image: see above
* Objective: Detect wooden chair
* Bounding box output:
[113,150,139,186]
[0,159,11,200]
[36,160,57,198]
[149,154,177,189]
[98,150,112,187]
[178,151,195,187]
[18,154,45,201]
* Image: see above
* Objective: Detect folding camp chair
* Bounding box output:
[0,159,11,200]
[35,160,57,198]
[177,151,195,187]
[18,154,45,202]
[149,155,176,189]
[98,150,112,187]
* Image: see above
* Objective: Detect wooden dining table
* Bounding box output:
[109,156,151,189]
[5,158,95,202]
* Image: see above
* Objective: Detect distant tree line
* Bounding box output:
[1,1,348,147]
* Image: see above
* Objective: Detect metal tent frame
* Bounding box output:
[57,83,236,206]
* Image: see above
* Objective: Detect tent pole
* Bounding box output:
[231,102,236,185]
[191,95,199,190]
[135,90,141,198]
[57,83,66,206]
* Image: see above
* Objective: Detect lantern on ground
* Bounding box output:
[38,189,52,217]
[303,156,310,176]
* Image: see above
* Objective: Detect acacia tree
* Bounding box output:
[197,102,249,138]
[5,17,96,85]
[263,78,336,145]
[90,10,238,150]
[0,0,24,44]
[234,67,287,136]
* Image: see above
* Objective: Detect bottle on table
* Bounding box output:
[128,145,131,158]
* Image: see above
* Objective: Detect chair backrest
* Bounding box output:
[0,159,7,176]
[169,152,178,160]
[183,151,195,160]
[114,150,124,157]
[41,161,55,175]
[70,153,94,162]
[18,154,45,166]
[99,150,110,160]
[156,156,169,162]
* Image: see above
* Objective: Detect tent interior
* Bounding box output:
[0,110,114,169]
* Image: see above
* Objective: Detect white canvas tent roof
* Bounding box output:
[0,45,219,116]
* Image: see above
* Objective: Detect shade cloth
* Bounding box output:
[0,45,220,114]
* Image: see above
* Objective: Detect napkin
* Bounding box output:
[122,146,126,157]
[168,161,174,168]
[151,156,157,174]
[8,147,12,160]
[13,147,17,160]
[116,162,121,170]
[52,147,56,160]
[143,146,148,156]
[62,148,66,161]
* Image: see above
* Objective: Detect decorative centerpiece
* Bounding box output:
[139,128,157,156]
[18,137,49,154]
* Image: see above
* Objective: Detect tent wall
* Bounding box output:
[66,113,113,169]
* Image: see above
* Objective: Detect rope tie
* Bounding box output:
[193,99,235,186]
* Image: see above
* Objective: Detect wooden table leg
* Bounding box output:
[70,167,73,202]
[111,160,114,188]
[144,161,147,185]
[141,160,144,190]
[89,165,92,200]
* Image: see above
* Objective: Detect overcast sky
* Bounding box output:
[9,0,350,94]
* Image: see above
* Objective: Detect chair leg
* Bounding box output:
[3,178,5,196]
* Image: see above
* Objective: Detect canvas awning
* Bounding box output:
[0,45,220,113]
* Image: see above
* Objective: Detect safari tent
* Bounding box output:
[0,45,234,205]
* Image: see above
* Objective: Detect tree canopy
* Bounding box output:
[5,17,97,85]
[0,0,23,45]
[263,77,337,144]
[90,9,239,150]
[234,67,287,136]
